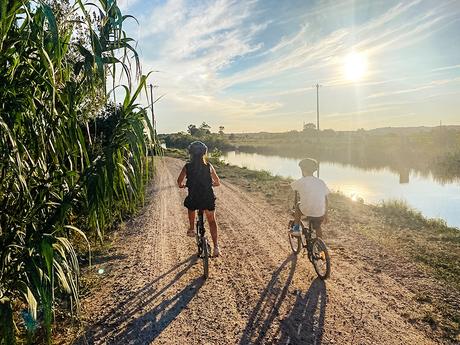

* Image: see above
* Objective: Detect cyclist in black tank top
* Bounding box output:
[184,161,216,211]
[177,141,221,256]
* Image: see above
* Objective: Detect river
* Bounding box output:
[221,151,460,229]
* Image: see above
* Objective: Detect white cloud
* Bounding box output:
[431,64,460,72]
[219,0,458,91]
[118,0,141,11]
[368,77,460,99]
[128,0,460,132]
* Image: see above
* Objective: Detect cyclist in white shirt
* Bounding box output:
[290,158,329,238]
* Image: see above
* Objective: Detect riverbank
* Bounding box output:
[166,148,460,342]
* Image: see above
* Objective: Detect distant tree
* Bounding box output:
[303,122,316,131]
[229,133,235,140]
[187,123,212,137]
[187,124,199,136]
[219,126,225,135]
[200,122,211,135]
[322,129,335,136]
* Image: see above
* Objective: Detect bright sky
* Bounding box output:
[117,0,460,133]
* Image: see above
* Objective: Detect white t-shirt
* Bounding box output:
[290,176,330,217]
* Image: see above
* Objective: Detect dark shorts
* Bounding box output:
[305,216,324,230]
[296,203,324,230]
[184,195,216,211]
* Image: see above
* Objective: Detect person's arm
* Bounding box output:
[210,164,220,186]
[323,195,328,223]
[177,165,186,188]
[323,180,330,223]
[290,179,300,192]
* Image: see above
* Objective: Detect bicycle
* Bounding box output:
[288,192,331,280]
[195,209,211,279]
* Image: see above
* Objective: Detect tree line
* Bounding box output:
[160,123,233,151]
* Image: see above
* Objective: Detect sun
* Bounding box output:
[344,52,368,81]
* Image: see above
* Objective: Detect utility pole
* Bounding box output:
[149,84,158,128]
[315,83,321,131]
[314,83,321,177]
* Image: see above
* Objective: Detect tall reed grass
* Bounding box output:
[0,1,159,343]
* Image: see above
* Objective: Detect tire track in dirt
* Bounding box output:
[73,157,437,345]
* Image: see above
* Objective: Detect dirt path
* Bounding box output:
[73,157,438,345]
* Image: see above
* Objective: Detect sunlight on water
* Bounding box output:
[222,151,460,228]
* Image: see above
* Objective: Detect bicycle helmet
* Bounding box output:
[188,141,208,156]
[298,158,318,172]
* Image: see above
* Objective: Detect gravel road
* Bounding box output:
[73,157,437,345]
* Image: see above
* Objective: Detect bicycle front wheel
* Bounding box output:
[203,238,210,279]
[195,230,202,258]
[288,232,302,254]
[311,238,331,280]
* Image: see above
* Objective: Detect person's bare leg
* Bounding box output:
[316,224,323,238]
[204,210,218,248]
[294,203,302,225]
[187,210,195,234]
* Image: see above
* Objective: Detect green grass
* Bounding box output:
[376,199,460,289]
[377,199,450,230]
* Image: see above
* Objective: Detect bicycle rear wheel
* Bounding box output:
[311,238,331,280]
[203,238,210,279]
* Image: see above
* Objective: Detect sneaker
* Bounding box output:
[290,224,301,237]
[213,245,220,257]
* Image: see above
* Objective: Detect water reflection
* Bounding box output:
[222,151,460,228]
[235,146,460,185]
[399,168,410,184]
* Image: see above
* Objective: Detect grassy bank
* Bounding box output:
[166,148,460,342]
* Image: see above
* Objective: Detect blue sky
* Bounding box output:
[117,0,460,133]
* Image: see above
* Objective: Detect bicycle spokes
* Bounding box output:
[311,239,331,280]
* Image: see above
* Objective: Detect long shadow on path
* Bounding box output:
[278,277,327,345]
[239,254,297,345]
[239,254,327,345]
[74,255,202,345]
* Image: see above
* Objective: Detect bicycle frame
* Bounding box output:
[195,209,210,278]
[197,210,205,237]
[196,210,206,255]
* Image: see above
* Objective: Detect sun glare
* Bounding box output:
[344,52,368,81]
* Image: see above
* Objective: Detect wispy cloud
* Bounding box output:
[140,0,265,92]
[431,64,460,72]
[220,0,457,91]
[126,0,460,131]
[167,92,282,119]
[368,77,460,99]
[118,0,141,11]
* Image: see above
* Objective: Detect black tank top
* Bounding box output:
[185,162,215,201]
